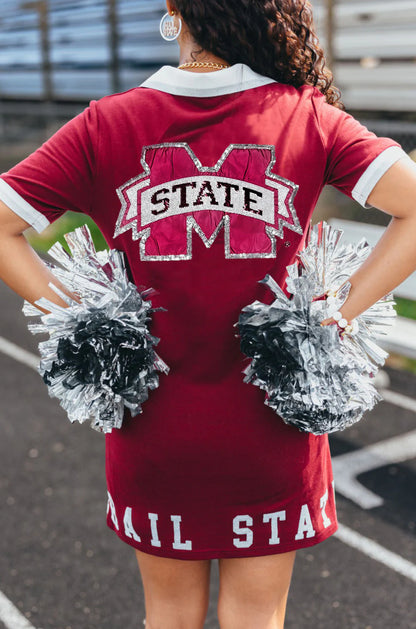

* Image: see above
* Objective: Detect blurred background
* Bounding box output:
[0,0,415,363]
[0,5,415,629]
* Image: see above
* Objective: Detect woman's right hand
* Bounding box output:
[0,200,77,314]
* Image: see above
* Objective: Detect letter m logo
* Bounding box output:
[114,143,303,261]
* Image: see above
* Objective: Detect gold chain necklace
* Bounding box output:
[177,61,231,70]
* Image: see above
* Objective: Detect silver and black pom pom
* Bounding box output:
[236,221,397,435]
[23,224,169,433]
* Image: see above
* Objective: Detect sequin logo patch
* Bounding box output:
[114,143,303,261]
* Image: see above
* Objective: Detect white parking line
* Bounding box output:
[381,387,416,414]
[0,336,38,370]
[335,523,416,583]
[333,430,416,509]
[0,590,37,629]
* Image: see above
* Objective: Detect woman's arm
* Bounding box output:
[321,156,416,325]
[0,201,78,314]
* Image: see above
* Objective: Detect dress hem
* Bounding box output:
[106,519,339,560]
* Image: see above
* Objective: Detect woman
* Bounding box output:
[0,1,415,628]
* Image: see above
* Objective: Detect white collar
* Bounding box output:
[139,63,276,97]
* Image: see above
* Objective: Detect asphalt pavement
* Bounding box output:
[0,278,415,629]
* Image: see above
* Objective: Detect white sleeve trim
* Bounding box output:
[0,178,50,233]
[352,146,409,208]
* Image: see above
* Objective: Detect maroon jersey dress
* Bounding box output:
[0,64,405,559]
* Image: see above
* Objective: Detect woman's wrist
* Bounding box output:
[316,286,360,336]
[331,311,359,335]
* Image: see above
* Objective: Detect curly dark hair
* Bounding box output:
[174,0,344,109]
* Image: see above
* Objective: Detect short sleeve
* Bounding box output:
[0,100,99,232]
[312,89,408,208]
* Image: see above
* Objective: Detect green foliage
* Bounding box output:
[26,212,109,254]
[386,298,416,374]
[404,359,416,374]
[394,297,416,321]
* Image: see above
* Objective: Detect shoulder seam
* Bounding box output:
[310,89,327,156]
